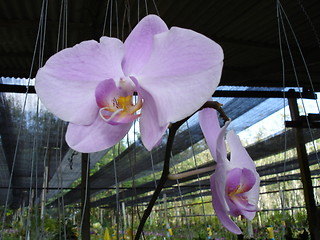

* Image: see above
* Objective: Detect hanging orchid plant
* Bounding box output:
[35,14,259,237]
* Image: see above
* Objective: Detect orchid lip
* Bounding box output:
[99,107,124,123]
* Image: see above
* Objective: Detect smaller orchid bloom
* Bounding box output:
[199,108,260,234]
[35,15,223,153]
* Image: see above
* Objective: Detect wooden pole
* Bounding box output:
[288,91,320,240]
[81,153,90,240]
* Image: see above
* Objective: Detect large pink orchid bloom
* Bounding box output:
[35,15,223,153]
[199,108,260,234]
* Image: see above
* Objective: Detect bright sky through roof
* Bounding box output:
[238,95,320,146]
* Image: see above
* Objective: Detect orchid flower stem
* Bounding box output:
[134,100,228,240]
[200,101,230,123]
[167,164,216,180]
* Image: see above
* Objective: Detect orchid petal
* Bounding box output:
[211,174,242,235]
[138,88,168,151]
[95,79,119,108]
[199,108,220,161]
[35,37,125,125]
[66,117,132,153]
[199,109,230,163]
[227,130,260,212]
[240,168,256,192]
[227,130,255,169]
[122,15,168,76]
[138,27,223,126]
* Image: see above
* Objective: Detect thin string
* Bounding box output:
[64,0,68,48]
[144,0,148,15]
[151,0,160,16]
[113,145,120,240]
[102,0,110,36]
[34,0,48,236]
[56,1,68,238]
[117,143,125,240]
[125,0,132,32]
[39,114,53,240]
[56,0,64,51]
[278,2,320,167]
[109,0,113,37]
[276,2,288,239]
[0,0,48,238]
[79,153,90,238]
[62,1,68,238]
[297,0,320,49]
[34,99,40,239]
[39,0,48,67]
[121,6,127,41]
[186,121,207,227]
[278,2,320,113]
[58,124,67,240]
[137,0,140,22]
[25,100,40,239]
[55,121,63,240]
[171,153,192,240]
[115,0,119,39]
[149,151,158,188]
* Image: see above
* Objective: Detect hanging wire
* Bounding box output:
[171,154,193,240]
[0,0,48,238]
[79,153,90,238]
[276,2,289,239]
[186,121,208,227]
[278,2,320,167]
[125,0,132,32]
[117,143,126,240]
[151,0,160,16]
[51,1,69,239]
[25,99,41,239]
[278,2,320,113]
[144,0,148,15]
[58,123,67,240]
[297,0,320,49]
[60,1,68,239]
[113,144,120,240]
[102,0,111,36]
[39,114,53,240]
[56,0,64,52]
[34,1,48,236]
[115,0,119,39]
[149,151,158,188]
[109,0,113,37]
[55,121,63,240]
[34,99,41,239]
[137,0,140,22]
[121,6,127,41]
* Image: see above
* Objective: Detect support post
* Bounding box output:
[81,153,90,240]
[288,91,320,240]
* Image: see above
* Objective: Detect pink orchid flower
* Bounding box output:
[199,108,260,234]
[35,15,223,153]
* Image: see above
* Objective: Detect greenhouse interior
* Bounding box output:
[0,0,320,240]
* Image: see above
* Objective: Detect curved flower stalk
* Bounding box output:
[35,15,224,153]
[199,108,260,234]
